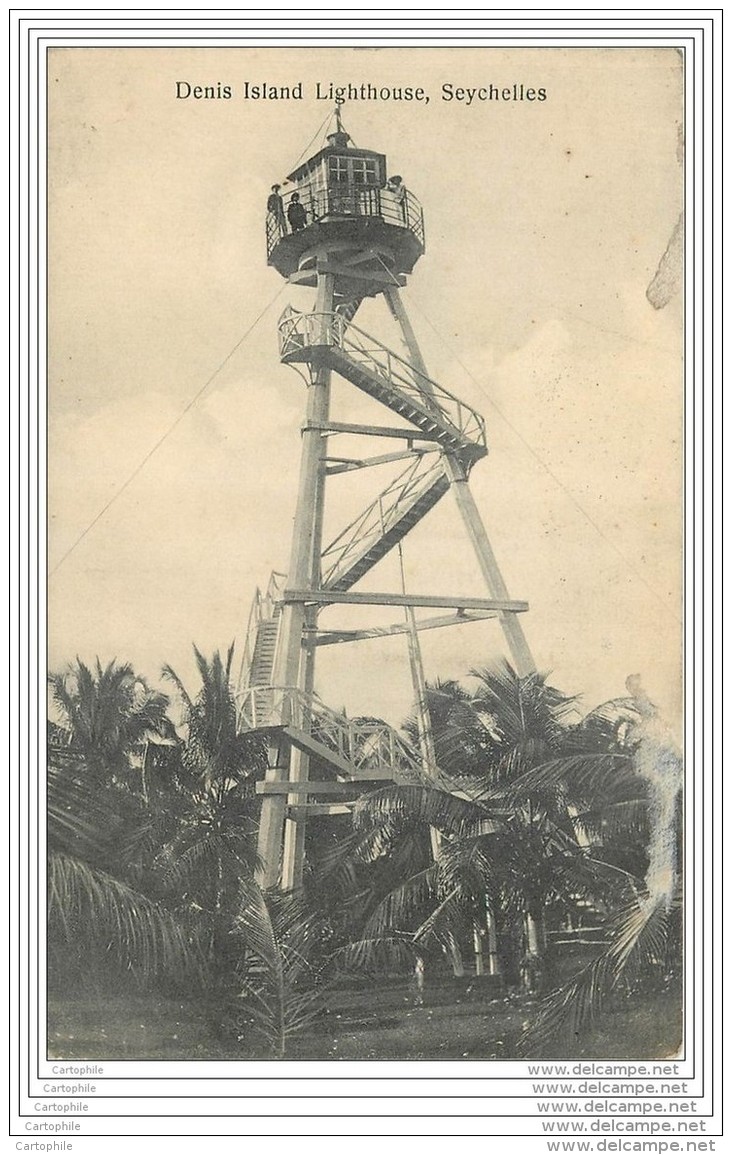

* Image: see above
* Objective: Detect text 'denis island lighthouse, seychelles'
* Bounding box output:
[236,108,535,890]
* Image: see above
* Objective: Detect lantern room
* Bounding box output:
[265,116,425,284]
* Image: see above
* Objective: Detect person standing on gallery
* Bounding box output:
[287,192,307,232]
[267,183,286,238]
[386,174,407,224]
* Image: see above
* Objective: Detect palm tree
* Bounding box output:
[515,681,683,1054]
[47,646,335,1058]
[47,658,198,993]
[154,644,267,972]
[465,661,600,978]
[153,645,346,1056]
[47,751,202,993]
[48,657,169,787]
[227,888,331,1058]
[330,662,649,993]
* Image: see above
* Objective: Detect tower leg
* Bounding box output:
[442,455,535,676]
[397,544,442,859]
[256,736,290,890]
[385,285,535,678]
[256,265,334,888]
[281,606,318,890]
[385,287,432,385]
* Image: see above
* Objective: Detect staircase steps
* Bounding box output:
[278,309,485,459]
[249,616,280,687]
[323,346,476,456]
[336,296,365,323]
[323,470,450,591]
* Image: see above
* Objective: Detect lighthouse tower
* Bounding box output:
[237,111,535,889]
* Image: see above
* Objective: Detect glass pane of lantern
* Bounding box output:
[329,156,349,184]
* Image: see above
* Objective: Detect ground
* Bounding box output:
[48,980,683,1062]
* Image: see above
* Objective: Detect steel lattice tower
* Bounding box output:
[237,113,535,889]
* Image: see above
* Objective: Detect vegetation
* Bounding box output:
[47,649,682,1060]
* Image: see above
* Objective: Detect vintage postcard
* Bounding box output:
[13,13,719,1148]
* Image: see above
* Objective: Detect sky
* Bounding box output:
[47,46,684,733]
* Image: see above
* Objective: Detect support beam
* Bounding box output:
[307,419,442,443]
[442,454,536,676]
[282,588,528,613]
[280,611,316,890]
[312,609,498,646]
[257,780,388,796]
[385,283,536,677]
[336,246,392,268]
[289,263,405,289]
[286,803,354,818]
[385,286,436,395]
[257,264,335,890]
[323,447,436,475]
[398,544,442,862]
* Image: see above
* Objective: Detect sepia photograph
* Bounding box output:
[46,44,685,1063]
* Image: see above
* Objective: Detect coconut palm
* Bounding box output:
[226,888,331,1058]
[153,644,268,971]
[47,752,202,992]
[467,661,614,972]
[153,645,344,1055]
[331,662,650,993]
[47,659,198,992]
[515,683,683,1054]
[48,657,170,787]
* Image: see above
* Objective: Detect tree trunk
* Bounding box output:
[485,901,501,976]
[525,909,546,956]
[521,908,548,995]
[472,923,485,976]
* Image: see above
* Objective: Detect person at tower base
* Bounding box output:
[287,192,307,232]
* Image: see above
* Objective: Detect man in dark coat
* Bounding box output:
[287,192,307,232]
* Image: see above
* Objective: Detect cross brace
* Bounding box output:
[286,803,354,817]
[306,419,442,443]
[312,608,499,646]
[289,264,406,289]
[257,780,389,796]
[282,588,529,613]
[323,446,436,475]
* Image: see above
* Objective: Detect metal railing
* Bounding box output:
[320,452,445,589]
[266,183,425,259]
[236,685,426,781]
[236,571,286,694]
[278,306,487,452]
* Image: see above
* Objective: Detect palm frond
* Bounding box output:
[354,783,491,836]
[500,752,637,808]
[470,660,578,747]
[232,889,329,1056]
[47,763,121,858]
[334,933,418,974]
[574,797,650,844]
[519,888,679,1054]
[48,851,201,984]
[434,833,499,904]
[517,954,614,1055]
[161,662,196,716]
[360,865,437,941]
